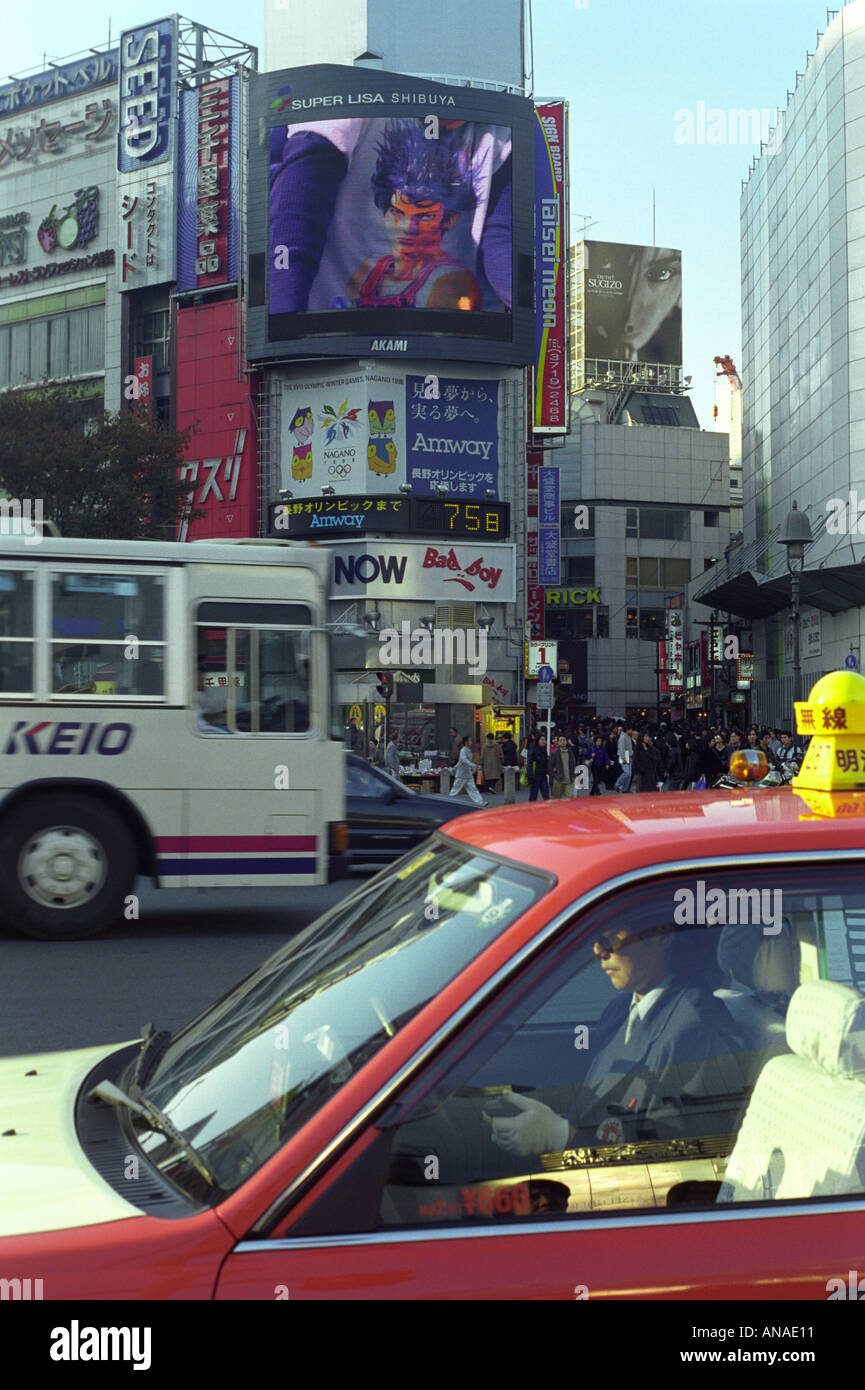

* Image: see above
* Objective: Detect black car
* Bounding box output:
[345,753,477,872]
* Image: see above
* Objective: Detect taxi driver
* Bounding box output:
[483,921,745,1158]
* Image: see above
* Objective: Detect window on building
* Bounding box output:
[626,556,638,583]
[137,308,171,372]
[625,508,638,537]
[562,555,596,585]
[562,502,594,537]
[637,557,691,589]
[638,608,667,642]
[642,404,680,425]
[635,508,690,541]
[626,606,666,641]
[0,306,103,388]
[704,510,720,527]
[544,605,608,640]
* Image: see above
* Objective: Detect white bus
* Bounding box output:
[0,535,347,940]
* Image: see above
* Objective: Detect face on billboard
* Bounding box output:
[268,115,512,322]
[584,241,682,366]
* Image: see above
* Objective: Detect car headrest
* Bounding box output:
[786,980,865,1076]
[716,920,798,1001]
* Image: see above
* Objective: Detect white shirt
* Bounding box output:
[624,975,675,1042]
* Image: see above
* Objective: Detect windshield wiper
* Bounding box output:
[86,1079,217,1188]
[130,1022,172,1093]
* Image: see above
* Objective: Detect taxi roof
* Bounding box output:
[437,787,865,894]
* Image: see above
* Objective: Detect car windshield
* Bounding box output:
[132,840,549,1201]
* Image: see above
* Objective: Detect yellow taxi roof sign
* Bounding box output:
[793,669,865,792]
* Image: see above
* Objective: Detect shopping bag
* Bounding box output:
[476,768,485,787]
[694,776,707,790]
[520,769,529,787]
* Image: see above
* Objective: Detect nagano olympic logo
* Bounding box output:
[329,463,352,477]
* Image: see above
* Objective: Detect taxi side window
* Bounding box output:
[373,866,865,1231]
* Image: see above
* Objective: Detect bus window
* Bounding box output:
[50,572,165,697]
[0,570,34,694]
[195,615,311,736]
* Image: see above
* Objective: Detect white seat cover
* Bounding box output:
[720,980,865,1202]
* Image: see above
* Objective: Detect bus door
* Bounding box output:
[169,600,322,889]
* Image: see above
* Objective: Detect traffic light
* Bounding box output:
[376,672,393,700]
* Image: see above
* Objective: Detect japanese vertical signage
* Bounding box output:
[526,449,543,638]
[117,18,177,292]
[133,356,153,408]
[177,76,240,290]
[118,21,175,170]
[533,103,568,435]
[175,301,258,540]
[666,604,684,692]
[538,465,560,585]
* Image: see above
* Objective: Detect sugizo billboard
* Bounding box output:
[583,239,682,368]
[246,65,536,366]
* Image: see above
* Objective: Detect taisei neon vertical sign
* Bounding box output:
[533,102,568,434]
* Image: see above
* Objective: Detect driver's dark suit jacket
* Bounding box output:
[543,981,747,1146]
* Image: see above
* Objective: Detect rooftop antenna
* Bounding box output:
[572,212,598,240]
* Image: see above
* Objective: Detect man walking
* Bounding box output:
[549,734,577,799]
[615,723,634,793]
[385,733,401,776]
[528,732,551,801]
[448,726,462,765]
[480,732,503,794]
[450,736,484,806]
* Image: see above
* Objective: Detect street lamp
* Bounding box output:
[778,500,813,708]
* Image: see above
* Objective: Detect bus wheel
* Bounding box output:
[0,796,137,941]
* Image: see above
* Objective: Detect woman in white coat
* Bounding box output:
[449,736,484,806]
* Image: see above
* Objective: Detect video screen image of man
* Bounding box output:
[269,115,513,315]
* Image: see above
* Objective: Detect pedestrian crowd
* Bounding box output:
[449,718,806,802]
[346,713,806,805]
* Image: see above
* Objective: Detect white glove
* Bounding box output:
[483,1092,569,1157]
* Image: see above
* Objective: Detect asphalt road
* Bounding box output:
[0,879,356,1058]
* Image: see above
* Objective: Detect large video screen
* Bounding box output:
[246,67,535,366]
[270,116,511,316]
[583,240,682,367]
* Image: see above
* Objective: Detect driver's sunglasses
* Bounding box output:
[593,925,667,959]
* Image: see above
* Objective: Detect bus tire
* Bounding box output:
[0,795,137,941]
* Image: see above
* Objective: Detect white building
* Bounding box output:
[697,1,865,725]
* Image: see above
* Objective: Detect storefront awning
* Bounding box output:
[695,562,865,619]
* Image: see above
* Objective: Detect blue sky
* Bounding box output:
[4,0,836,427]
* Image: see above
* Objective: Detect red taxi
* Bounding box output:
[4,672,865,1300]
